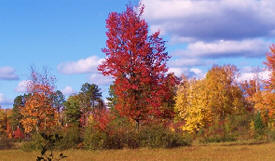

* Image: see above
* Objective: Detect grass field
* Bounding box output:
[0,142,274,161]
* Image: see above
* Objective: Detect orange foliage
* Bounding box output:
[245,45,275,119]
[20,69,58,134]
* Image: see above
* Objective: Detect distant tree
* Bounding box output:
[79,83,103,126]
[51,90,65,126]
[64,95,82,126]
[98,6,178,129]
[51,90,65,113]
[0,108,7,135]
[10,94,29,130]
[80,83,102,109]
[106,84,117,109]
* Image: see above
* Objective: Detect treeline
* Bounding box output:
[0,6,274,150]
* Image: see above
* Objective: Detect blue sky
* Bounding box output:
[0,0,274,108]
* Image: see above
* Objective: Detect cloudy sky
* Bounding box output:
[0,0,274,108]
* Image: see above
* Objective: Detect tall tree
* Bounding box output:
[79,83,103,126]
[98,6,177,128]
[80,83,102,109]
[205,65,245,119]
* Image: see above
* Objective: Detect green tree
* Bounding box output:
[80,83,102,109]
[51,90,65,113]
[106,84,117,109]
[64,95,82,126]
[10,95,29,130]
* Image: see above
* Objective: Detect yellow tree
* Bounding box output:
[175,76,212,133]
[20,68,58,134]
[175,65,245,133]
[205,65,245,119]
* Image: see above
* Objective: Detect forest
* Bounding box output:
[0,6,274,160]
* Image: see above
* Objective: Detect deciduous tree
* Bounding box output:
[98,6,177,128]
[20,68,58,134]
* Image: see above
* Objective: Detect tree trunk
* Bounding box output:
[136,120,140,131]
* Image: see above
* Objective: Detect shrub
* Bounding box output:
[20,133,45,151]
[84,126,113,150]
[56,126,81,150]
[139,125,191,148]
[0,135,13,149]
[198,118,236,143]
[267,129,275,141]
[36,133,68,161]
[254,112,266,136]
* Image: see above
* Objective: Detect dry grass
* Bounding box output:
[0,143,274,161]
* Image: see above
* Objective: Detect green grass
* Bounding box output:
[0,143,275,161]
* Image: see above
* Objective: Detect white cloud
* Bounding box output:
[190,68,205,79]
[16,80,32,93]
[58,56,104,74]
[237,68,271,82]
[168,67,188,77]
[173,39,270,58]
[168,67,205,79]
[0,93,12,105]
[61,86,74,96]
[141,0,275,41]
[89,73,113,86]
[0,66,19,80]
[169,58,214,67]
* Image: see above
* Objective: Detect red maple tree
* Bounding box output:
[98,6,177,128]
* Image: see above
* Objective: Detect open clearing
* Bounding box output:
[0,143,274,161]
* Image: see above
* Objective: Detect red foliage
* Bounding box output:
[14,127,25,139]
[98,6,178,123]
[92,108,113,132]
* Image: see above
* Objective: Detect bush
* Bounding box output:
[21,133,45,151]
[139,125,191,148]
[198,118,236,143]
[84,126,122,150]
[254,112,266,136]
[83,123,191,150]
[0,135,13,149]
[56,126,81,150]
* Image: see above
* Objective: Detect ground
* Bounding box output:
[0,142,274,161]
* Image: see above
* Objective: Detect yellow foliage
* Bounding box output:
[175,65,246,134]
[175,78,212,133]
